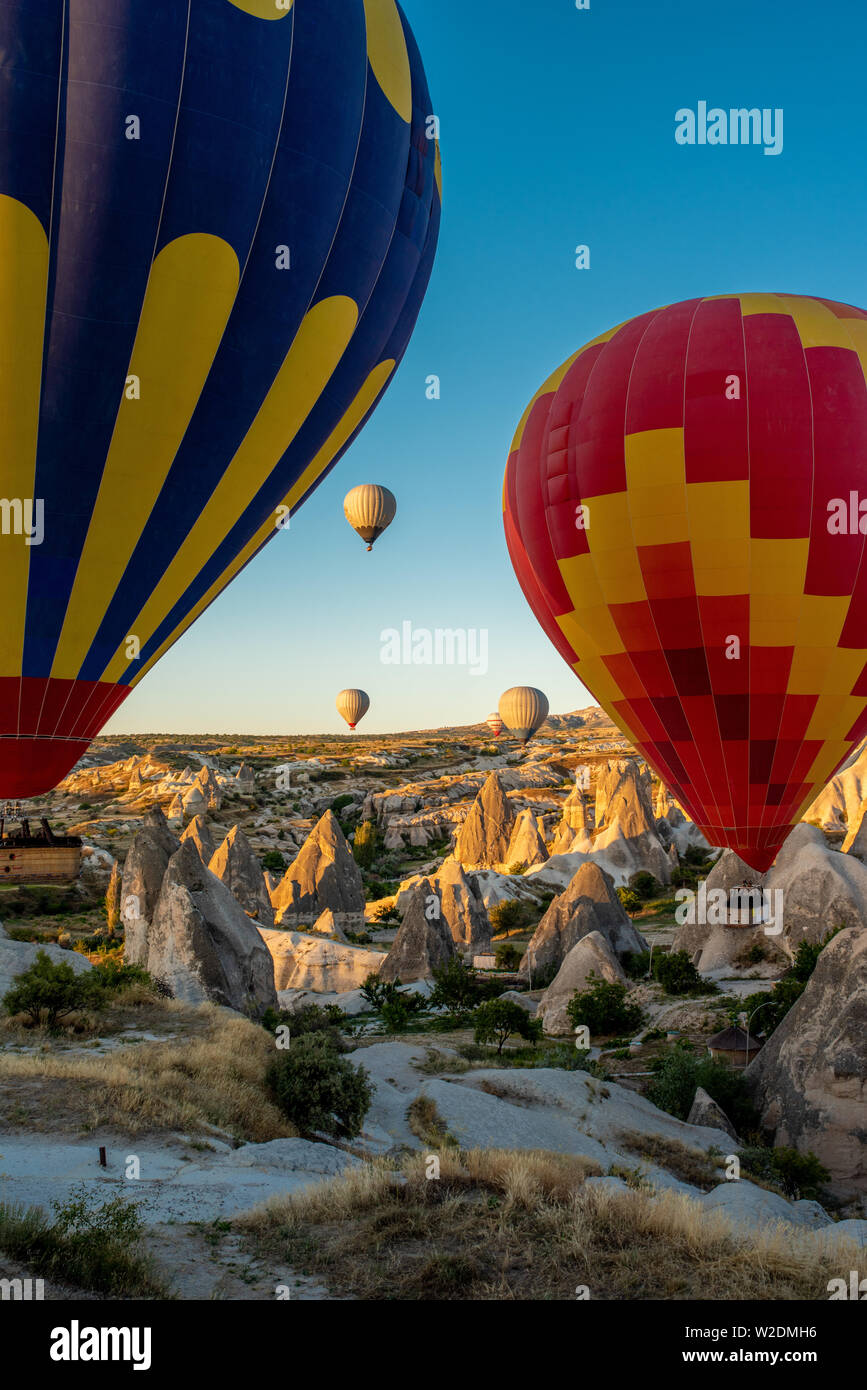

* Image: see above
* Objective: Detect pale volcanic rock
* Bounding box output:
[764,824,867,958]
[505,808,549,868]
[537,931,627,1036]
[803,741,867,832]
[180,814,217,866]
[550,784,591,854]
[452,772,517,870]
[208,824,274,925]
[271,810,365,927]
[145,840,277,1017]
[121,809,180,966]
[0,936,93,999]
[843,798,867,859]
[259,928,384,993]
[687,1088,739,1143]
[181,784,207,817]
[747,925,867,1198]
[379,879,456,983]
[592,760,672,886]
[427,858,491,953]
[520,862,646,975]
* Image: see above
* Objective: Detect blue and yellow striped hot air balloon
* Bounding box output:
[0,0,441,796]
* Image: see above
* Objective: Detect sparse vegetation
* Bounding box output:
[236,1147,853,1301]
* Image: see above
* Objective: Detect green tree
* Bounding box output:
[473,998,542,1055]
[654,949,717,997]
[429,957,481,1013]
[494,941,523,971]
[266,1035,372,1138]
[3,951,101,1028]
[353,820,379,870]
[565,976,644,1036]
[261,850,287,874]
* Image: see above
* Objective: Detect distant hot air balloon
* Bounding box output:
[498,688,549,745]
[344,484,397,551]
[337,689,370,731]
[486,713,504,738]
[0,0,441,797]
[504,293,867,871]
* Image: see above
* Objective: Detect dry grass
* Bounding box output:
[615,1131,724,1191]
[406,1095,458,1148]
[0,1003,293,1142]
[237,1147,855,1301]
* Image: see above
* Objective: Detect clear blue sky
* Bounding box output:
[107,0,867,736]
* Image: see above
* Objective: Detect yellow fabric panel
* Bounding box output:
[787,646,831,695]
[795,594,851,649]
[562,603,624,657]
[106,294,359,683]
[585,490,632,550]
[631,489,689,548]
[805,695,865,741]
[624,427,684,488]
[128,358,394,690]
[750,594,801,648]
[775,295,855,351]
[749,537,809,596]
[558,551,605,611]
[692,538,750,596]
[575,655,625,707]
[51,235,240,680]
[818,647,867,695]
[363,0,412,122]
[226,0,293,18]
[738,293,789,317]
[804,741,853,788]
[0,196,49,678]
[686,480,750,542]
[836,316,867,387]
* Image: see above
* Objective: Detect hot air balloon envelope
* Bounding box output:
[344,484,397,550]
[337,689,370,730]
[498,687,549,745]
[0,0,440,797]
[504,293,867,871]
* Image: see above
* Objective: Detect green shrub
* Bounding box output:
[353,821,379,870]
[261,849,287,874]
[373,903,401,924]
[505,861,527,876]
[429,957,481,1013]
[2,950,102,1028]
[472,999,542,1055]
[493,941,523,971]
[266,1035,372,1137]
[261,1002,349,1050]
[629,871,661,900]
[654,949,718,997]
[565,977,644,1036]
[622,949,651,979]
[616,888,642,913]
[489,899,533,934]
[738,1145,831,1200]
[646,1046,756,1131]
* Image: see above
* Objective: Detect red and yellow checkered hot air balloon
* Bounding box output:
[504,293,867,872]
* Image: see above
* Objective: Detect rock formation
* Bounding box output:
[379,879,456,982]
[520,862,646,974]
[208,825,274,925]
[592,760,672,886]
[687,1087,739,1142]
[180,814,217,866]
[765,824,867,956]
[258,928,384,992]
[0,934,93,999]
[747,925,867,1197]
[428,858,491,954]
[452,772,517,870]
[537,930,627,1035]
[121,808,180,965]
[145,840,276,1016]
[271,810,365,928]
[505,808,549,868]
[550,784,590,854]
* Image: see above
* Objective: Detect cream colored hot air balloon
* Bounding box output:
[498,687,549,746]
[343,484,397,551]
[336,689,370,731]
[485,713,504,738]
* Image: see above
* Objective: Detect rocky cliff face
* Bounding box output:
[380,879,456,982]
[520,862,646,974]
[145,841,276,1017]
[121,808,180,965]
[271,810,365,927]
[537,931,626,1035]
[452,772,517,870]
[208,824,274,925]
[747,925,867,1198]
